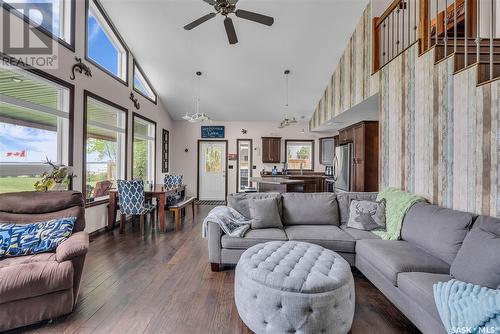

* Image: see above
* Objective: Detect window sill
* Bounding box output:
[85,199,109,208]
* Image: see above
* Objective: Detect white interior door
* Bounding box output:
[199,141,226,200]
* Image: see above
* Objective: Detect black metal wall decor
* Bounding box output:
[241,129,247,134]
[130,92,140,110]
[162,129,170,173]
[70,57,92,80]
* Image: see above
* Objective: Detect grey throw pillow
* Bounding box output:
[248,198,283,229]
[450,216,500,289]
[347,199,386,231]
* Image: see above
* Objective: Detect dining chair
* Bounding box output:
[117,180,156,235]
[164,174,183,204]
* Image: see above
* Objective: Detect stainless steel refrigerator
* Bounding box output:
[334,143,352,192]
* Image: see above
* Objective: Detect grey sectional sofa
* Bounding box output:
[206,192,500,334]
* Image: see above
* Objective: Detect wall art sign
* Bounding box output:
[201,126,225,138]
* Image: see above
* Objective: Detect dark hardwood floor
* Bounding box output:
[11,205,420,334]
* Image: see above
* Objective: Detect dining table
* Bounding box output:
[108,184,186,233]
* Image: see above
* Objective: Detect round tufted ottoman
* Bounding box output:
[234,241,355,334]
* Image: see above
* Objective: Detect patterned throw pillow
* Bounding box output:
[347,199,386,231]
[0,217,76,257]
[165,174,183,203]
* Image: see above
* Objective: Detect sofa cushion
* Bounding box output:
[336,192,378,225]
[401,202,474,264]
[227,193,282,220]
[282,193,339,226]
[0,253,56,269]
[284,225,355,253]
[347,199,386,231]
[356,239,450,286]
[0,259,73,304]
[397,272,452,321]
[221,228,287,249]
[247,198,283,229]
[450,216,500,289]
[340,224,380,240]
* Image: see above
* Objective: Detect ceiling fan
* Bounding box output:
[184,0,274,45]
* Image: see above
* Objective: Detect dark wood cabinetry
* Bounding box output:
[339,128,353,144]
[287,176,324,193]
[261,137,281,163]
[319,137,335,165]
[338,121,379,192]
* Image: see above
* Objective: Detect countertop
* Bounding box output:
[260,174,328,179]
[250,177,305,185]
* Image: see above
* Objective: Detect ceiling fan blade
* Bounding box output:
[227,0,239,4]
[224,17,238,45]
[235,9,274,26]
[184,12,216,30]
[203,0,217,5]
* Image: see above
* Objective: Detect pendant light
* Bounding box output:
[183,71,210,123]
[278,70,297,128]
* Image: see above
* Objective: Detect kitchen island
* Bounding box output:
[250,177,304,193]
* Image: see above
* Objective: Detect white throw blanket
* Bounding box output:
[202,206,252,238]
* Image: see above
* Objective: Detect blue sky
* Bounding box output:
[0,123,57,163]
[87,12,119,76]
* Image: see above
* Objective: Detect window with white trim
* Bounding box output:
[132,115,155,184]
[86,0,127,81]
[85,94,126,203]
[133,62,156,103]
[2,0,74,44]
[0,64,71,193]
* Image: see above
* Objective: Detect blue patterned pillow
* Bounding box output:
[0,217,76,257]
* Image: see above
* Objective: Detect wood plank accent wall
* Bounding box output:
[379,44,499,217]
[309,4,379,130]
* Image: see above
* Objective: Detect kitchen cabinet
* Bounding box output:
[338,121,379,192]
[287,176,325,193]
[319,137,335,165]
[339,128,353,144]
[261,137,281,163]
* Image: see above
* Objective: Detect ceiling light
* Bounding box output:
[278,70,296,129]
[183,72,211,123]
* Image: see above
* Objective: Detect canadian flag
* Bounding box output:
[5,150,26,158]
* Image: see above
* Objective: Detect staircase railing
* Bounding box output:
[373,0,499,84]
[373,0,420,72]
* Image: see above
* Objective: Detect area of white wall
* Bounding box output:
[1,2,173,233]
[170,121,336,197]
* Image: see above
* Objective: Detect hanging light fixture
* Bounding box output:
[278,70,297,128]
[183,71,211,123]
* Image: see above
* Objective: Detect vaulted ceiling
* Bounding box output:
[100,0,368,121]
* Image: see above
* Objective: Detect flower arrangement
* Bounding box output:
[34,158,74,192]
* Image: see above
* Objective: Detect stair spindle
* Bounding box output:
[444,0,448,56]
[435,0,439,47]
[465,0,468,66]
[454,0,457,53]
[477,0,481,70]
[490,0,494,80]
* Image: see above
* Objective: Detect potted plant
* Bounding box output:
[34,158,74,192]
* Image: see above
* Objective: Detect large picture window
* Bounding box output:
[86,0,127,83]
[2,0,74,47]
[132,114,156,184]
[84,92,126,203]
[0,64,72,193]
[285,140,315,171]
[133,61,157,103]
